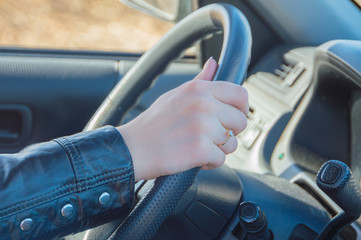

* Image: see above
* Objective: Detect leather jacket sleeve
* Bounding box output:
[0,126,135,240]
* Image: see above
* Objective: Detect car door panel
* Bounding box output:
[0,55,120,152]
[0,50,200,153]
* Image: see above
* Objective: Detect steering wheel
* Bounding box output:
[83,3,251,240]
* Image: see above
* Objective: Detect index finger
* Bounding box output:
[208,81,249,115]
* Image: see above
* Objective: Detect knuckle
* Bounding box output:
[239,113,248,132]
[235,85,248,100]
[239,88,249,113]
[184,80,205,93]
[234,85,248,98]
[240,87,249,99]
[231,113,248,135]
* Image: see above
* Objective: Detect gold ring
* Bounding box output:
[219,129,234,146]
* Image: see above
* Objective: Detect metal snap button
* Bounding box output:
[99,192,111,206]
[20,218,33,232]
[61,203,74,218]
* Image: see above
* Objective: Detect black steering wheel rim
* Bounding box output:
[83,3,251,240]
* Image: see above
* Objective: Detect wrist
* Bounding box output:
[116,125,144,182]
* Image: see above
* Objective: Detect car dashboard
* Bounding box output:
[119,42,361,239]
[227,46,314,175]
[227,42,361,239]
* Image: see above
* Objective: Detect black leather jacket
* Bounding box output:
[0,126,135,240]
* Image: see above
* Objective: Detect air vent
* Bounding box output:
[274,63,305,87]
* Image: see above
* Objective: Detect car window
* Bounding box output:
[0,0,174,53]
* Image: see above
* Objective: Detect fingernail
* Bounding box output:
[203,56,214,69]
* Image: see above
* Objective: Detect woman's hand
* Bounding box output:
[117,58,249,181]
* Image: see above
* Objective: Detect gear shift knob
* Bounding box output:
[316,160,361,240]
[316,160,361,217]
[238,201,271,240]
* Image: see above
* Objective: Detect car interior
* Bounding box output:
[1,0,361,239]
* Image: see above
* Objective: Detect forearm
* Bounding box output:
[0,126,134,239]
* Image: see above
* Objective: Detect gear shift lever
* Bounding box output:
[316,160,361,240]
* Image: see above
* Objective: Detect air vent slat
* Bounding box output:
[274,63,305,87]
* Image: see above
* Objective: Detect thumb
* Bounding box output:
[193,57,218,81]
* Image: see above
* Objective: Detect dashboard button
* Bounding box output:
[242,127,261,149]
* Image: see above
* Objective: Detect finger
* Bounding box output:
[193,57,218,81]
[201,117,234,146]
[216,101,248,136]
[218,135,238,155]
[201,142,226,170]
[208,82,249,115]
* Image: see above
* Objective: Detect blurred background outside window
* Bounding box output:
[0,0,174,53]
[354,0,361,8]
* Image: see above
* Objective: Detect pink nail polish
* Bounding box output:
[203,56,214,69]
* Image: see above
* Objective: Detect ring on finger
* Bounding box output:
[219,128,234,146]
